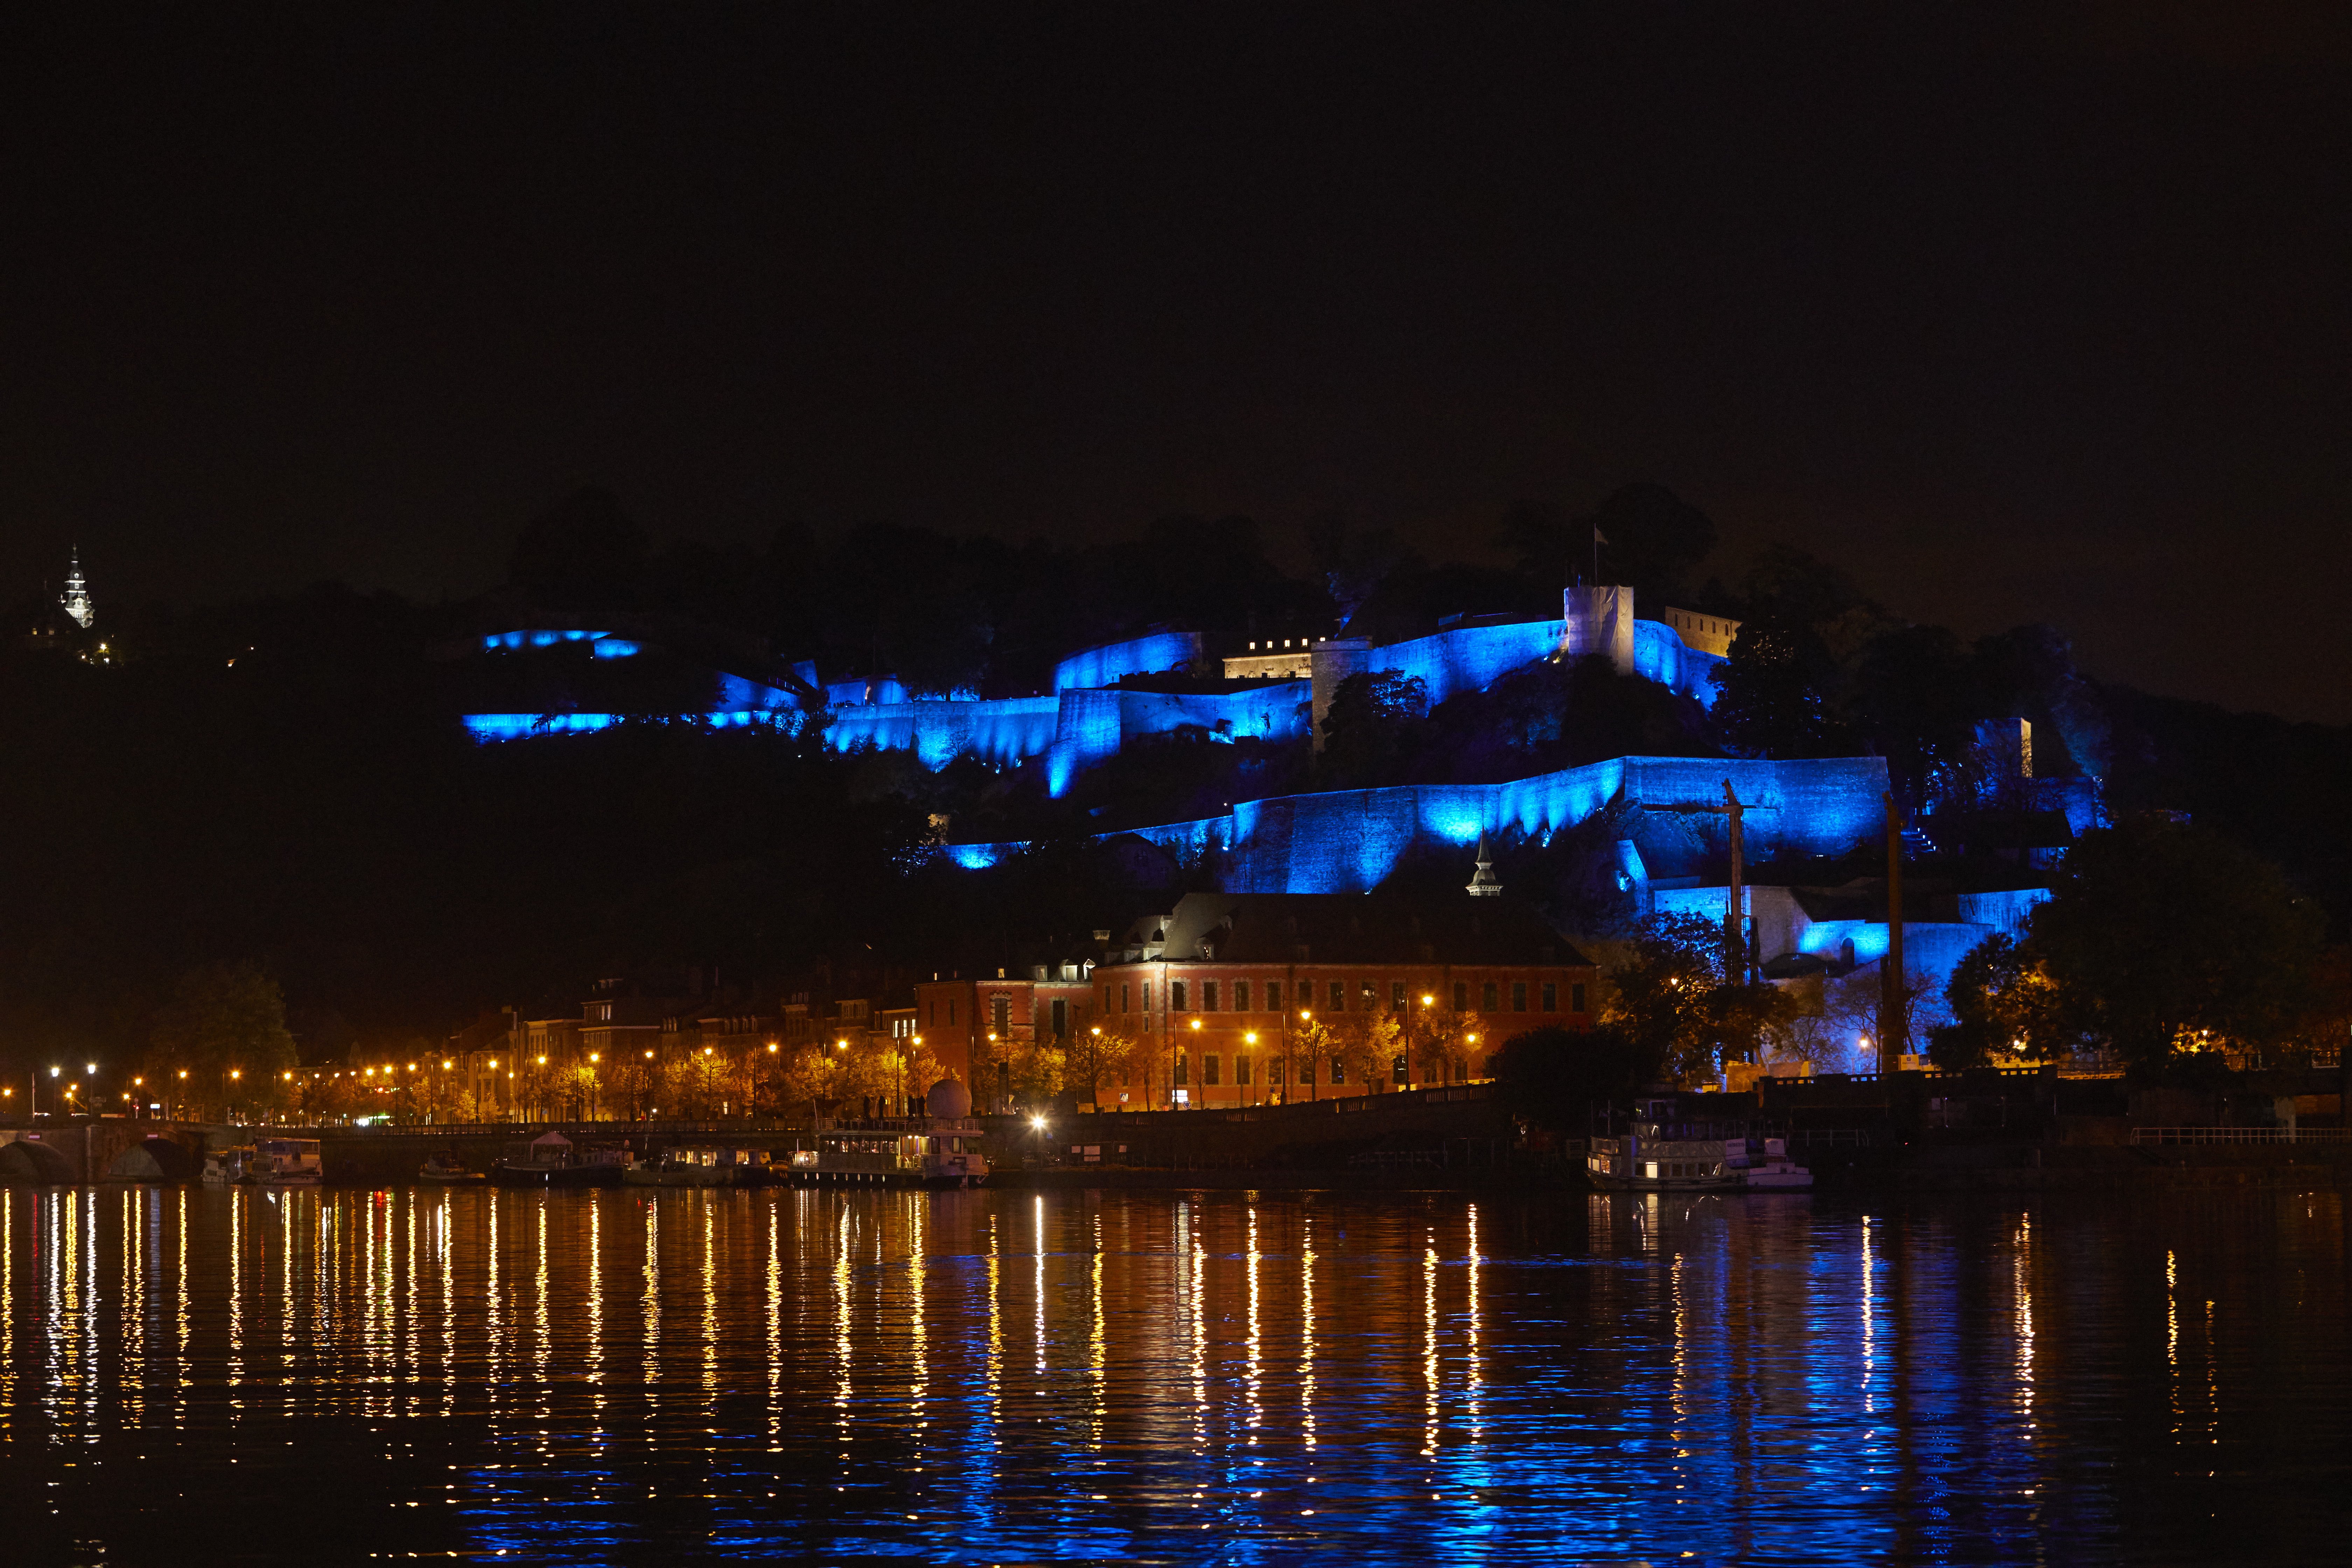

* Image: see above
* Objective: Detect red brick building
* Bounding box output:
[915,954,1099,1110]
[911,893,1588,1111]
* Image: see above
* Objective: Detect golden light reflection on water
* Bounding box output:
[0,1188,2344,1564]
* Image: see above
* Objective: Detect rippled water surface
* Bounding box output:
[0,1184,2345,1564]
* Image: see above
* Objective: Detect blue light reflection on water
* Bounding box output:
[0,1185,2343,1565]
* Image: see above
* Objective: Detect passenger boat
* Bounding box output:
[621,1145,771,1188]
[419,1152,485,1183]
[249,1137,323,1186]
[781,1124,989,1188]
[489,1130,630,1189]
[1586,1124,1813,1192]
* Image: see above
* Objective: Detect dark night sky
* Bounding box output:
[4,4,2348,719]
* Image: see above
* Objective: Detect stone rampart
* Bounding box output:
[951,754,1893,891]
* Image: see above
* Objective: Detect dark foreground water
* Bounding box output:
[0,1185,2344,1566]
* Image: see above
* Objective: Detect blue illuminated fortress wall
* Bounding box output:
[1362,620,1567,707]
[825,696,1063,770]
[1042,684,1310,794]
[949,754,1893,892]
[1054,631,1203,692]
[461,609,1728,778]
[1632,621,1727,708]
[1341,616,1723,710]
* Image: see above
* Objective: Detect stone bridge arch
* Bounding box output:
[0,1135,76,1184]
[106,1136,200,1182]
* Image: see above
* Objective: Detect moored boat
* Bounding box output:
[419,1151,485,1183]
[489,1130,630,1189]
[201,1146,253,1186]
[249,1137,323,1186]
[1740,1138,1814,1189]
[1586,1124,1813,1192]
[621,1145,771,1188]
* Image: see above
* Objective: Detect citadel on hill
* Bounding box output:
[458,578,2097,1069]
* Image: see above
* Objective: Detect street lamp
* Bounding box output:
[1187,1017,1202,1107]
[1297,1009,1315,1102]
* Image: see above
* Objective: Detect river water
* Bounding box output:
[0,1183,2343,1565]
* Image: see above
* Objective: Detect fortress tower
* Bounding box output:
[1561,583,1633,674]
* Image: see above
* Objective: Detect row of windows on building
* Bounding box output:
[1100,978,1585,1017]
[1109,1051,1477,1088]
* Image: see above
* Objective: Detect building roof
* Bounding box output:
[1109,891,1589,968]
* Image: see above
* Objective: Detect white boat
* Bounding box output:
[780,1123,989,1188]
[1586,1125,1812,1192]
[1740,1138,1814,1189]
[200,1146,252,1186]
[249,1137,323,1186]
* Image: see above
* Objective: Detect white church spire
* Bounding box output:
[59,547,94,629]
[1466,831,1503,897]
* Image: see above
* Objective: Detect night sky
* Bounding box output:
[5,5,2347,720]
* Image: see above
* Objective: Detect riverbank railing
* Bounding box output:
[2132,1127,2352,1146]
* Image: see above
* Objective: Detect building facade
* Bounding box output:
[1086,892,1594,1110]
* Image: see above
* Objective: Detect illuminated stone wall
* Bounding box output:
[1053,631,1203,692]
[1633,620,1727,708]
[825,695,1063,769]
[949,753,1894,891]
[465,612,1729,768]
[1363,620,1567,708]
[1044,682,1311,796]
